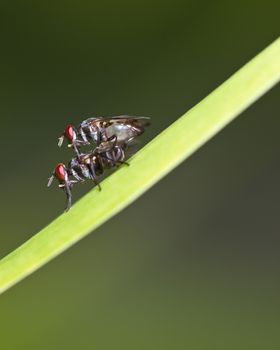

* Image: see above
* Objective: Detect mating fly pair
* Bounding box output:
[48,116,150,211]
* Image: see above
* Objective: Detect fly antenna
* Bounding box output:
[58,135,64,147]
[47,174,55,187]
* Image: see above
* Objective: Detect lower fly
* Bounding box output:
[47,141,128,211]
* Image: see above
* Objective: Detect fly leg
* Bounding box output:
[64,182,72,212]
[96,135,118,163]
[100,151,129,167]
[58,179,78,212]
[105,136,129,166]
[70,169,85,183]
[88,162,101,191]
[73,142,81,156]
[96,136,129,167]
[108,140,128,167]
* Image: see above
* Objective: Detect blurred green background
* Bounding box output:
[1,1,280,349]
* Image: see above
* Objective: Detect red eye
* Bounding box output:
[65,124,75,141]
[55,163,67,181]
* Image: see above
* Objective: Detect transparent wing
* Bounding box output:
[82,115,150,123]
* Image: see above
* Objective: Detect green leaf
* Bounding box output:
[1,38,280,295]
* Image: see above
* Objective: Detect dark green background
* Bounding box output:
[1,1,280,349]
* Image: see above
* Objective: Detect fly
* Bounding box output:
[58,115,150,156]
[48,139,128,211]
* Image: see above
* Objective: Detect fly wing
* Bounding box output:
[80,115,150,126]
[104,115,150,124]
[107,115,150,120]
[77,115,150,145]
[105,116,151,132]
[104,116,150,144]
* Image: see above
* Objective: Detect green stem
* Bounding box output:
[1,37,280,295]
